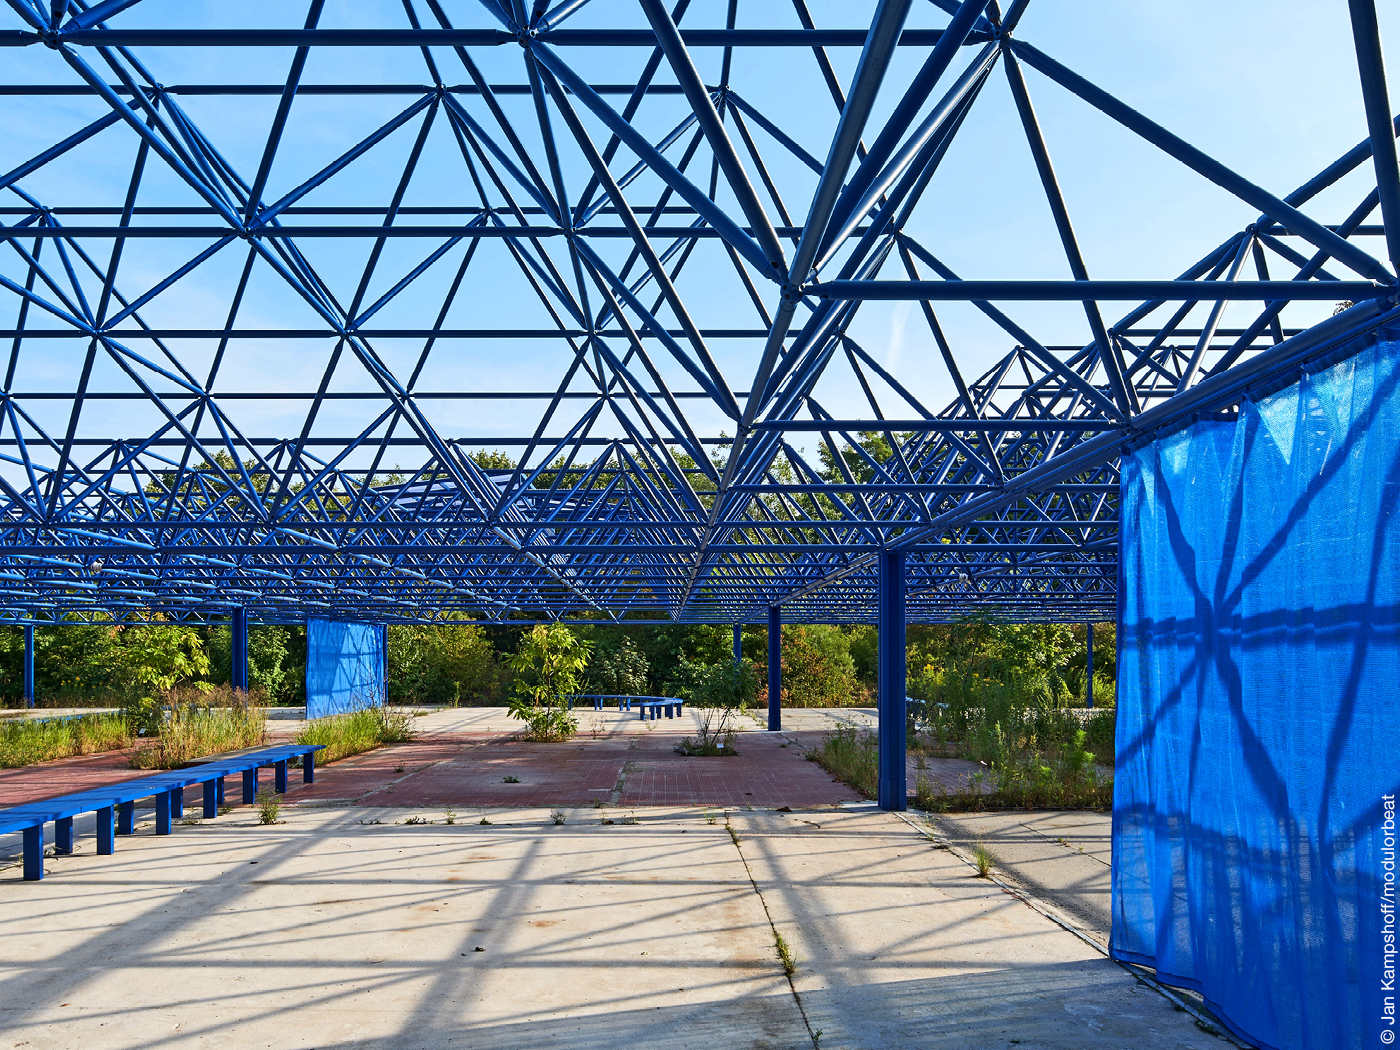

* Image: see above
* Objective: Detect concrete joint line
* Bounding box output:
[892,811,1246,1049]
[726,817,820,1049]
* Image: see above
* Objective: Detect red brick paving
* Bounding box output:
[0,728,864,813]
[0,748,150,807]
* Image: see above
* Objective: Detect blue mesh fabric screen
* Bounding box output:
[305,619,386,719]
[1114,331,1400,1050]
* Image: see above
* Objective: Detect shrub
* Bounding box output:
[508,624,589,741]
[295,706,416,764]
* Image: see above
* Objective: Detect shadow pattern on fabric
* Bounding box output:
[1114,327,1400,1050]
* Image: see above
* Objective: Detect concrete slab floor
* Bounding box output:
[927,811,1113,944]
[0,805,1215,1050]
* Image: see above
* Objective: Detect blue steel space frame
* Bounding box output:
[0,0,1396,633]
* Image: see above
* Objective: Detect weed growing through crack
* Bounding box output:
[478,817,493,825]
[727,825,742,846]
[591,799,606,809]
[551,809,567,825]
[774,931,797,976]
[813,1029,824,1049]
[255,789,280,825]
[502,775,520,784]
[705,811,718,825]
[218,804,232,816]
[621,813,639,825]
[358,818,382,825]
[403,815,431,825]
[973,843,994,877]
[179,816,201,826]
[443,810,456,825]
[394,765,405,774]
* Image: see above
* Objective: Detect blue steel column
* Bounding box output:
[733,623,743,665]
[767,606,781,731]
[877,550,907,811]
[1085,622,1095,710]
[231,607,249,693]
[23,625,34,709]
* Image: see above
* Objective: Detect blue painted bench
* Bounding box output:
[0,743,324,881]
[568,695,685,719]
[633,698,684,720]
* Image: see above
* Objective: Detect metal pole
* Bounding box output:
[231,607,249,693]
[1349,0,1400,276]
[877,549,907,811]
[1085,622,1094,710]
[23,625,34,709]
[767,605,781,731]
[733,623,742,665]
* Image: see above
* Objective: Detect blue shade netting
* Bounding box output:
[305,619,386,719]
[1114,329,1400,1050]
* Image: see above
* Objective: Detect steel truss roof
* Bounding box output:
[1,0,1398,626]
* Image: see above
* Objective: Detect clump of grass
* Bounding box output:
[0,712,133,769]
[811,726,879,798]
[727,825,741,846]
[550,809,567,825]
[402,815,431,825]
[478,817,492,825]
[704,811,718,825]
[255,788,280,825]
[294,706,416,765]
[912,773,937,811]
[179,816,201,826]
[130,689,267,769]
[444,810,456,825]
[973,843,994,878]
[621,813,639,826]
[774,931,797,976]
[502,774,520,783]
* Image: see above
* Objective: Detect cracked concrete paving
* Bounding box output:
[926,810,1113,944]
[0,805,1213,1050]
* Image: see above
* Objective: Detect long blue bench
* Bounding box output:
[568,695,686,718]
[0,743,324,881]
[633,699,683,720]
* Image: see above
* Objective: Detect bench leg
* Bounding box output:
[243,768,258,803]
[217,777,225,806]
[156,792,171,836]
[203,779,218,819]
[275,760,288,794]
[303,751,315,784]
[96,807,114,855]
[170,786,184,819]
[54,816,73,855]
[117,800,135,835]
[23,825,43,880]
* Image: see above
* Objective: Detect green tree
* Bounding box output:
[387,624,502,705]
[586,637,649,696]
[508,624,591,741]
[208,624,292,701]
[117,623,211,693]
